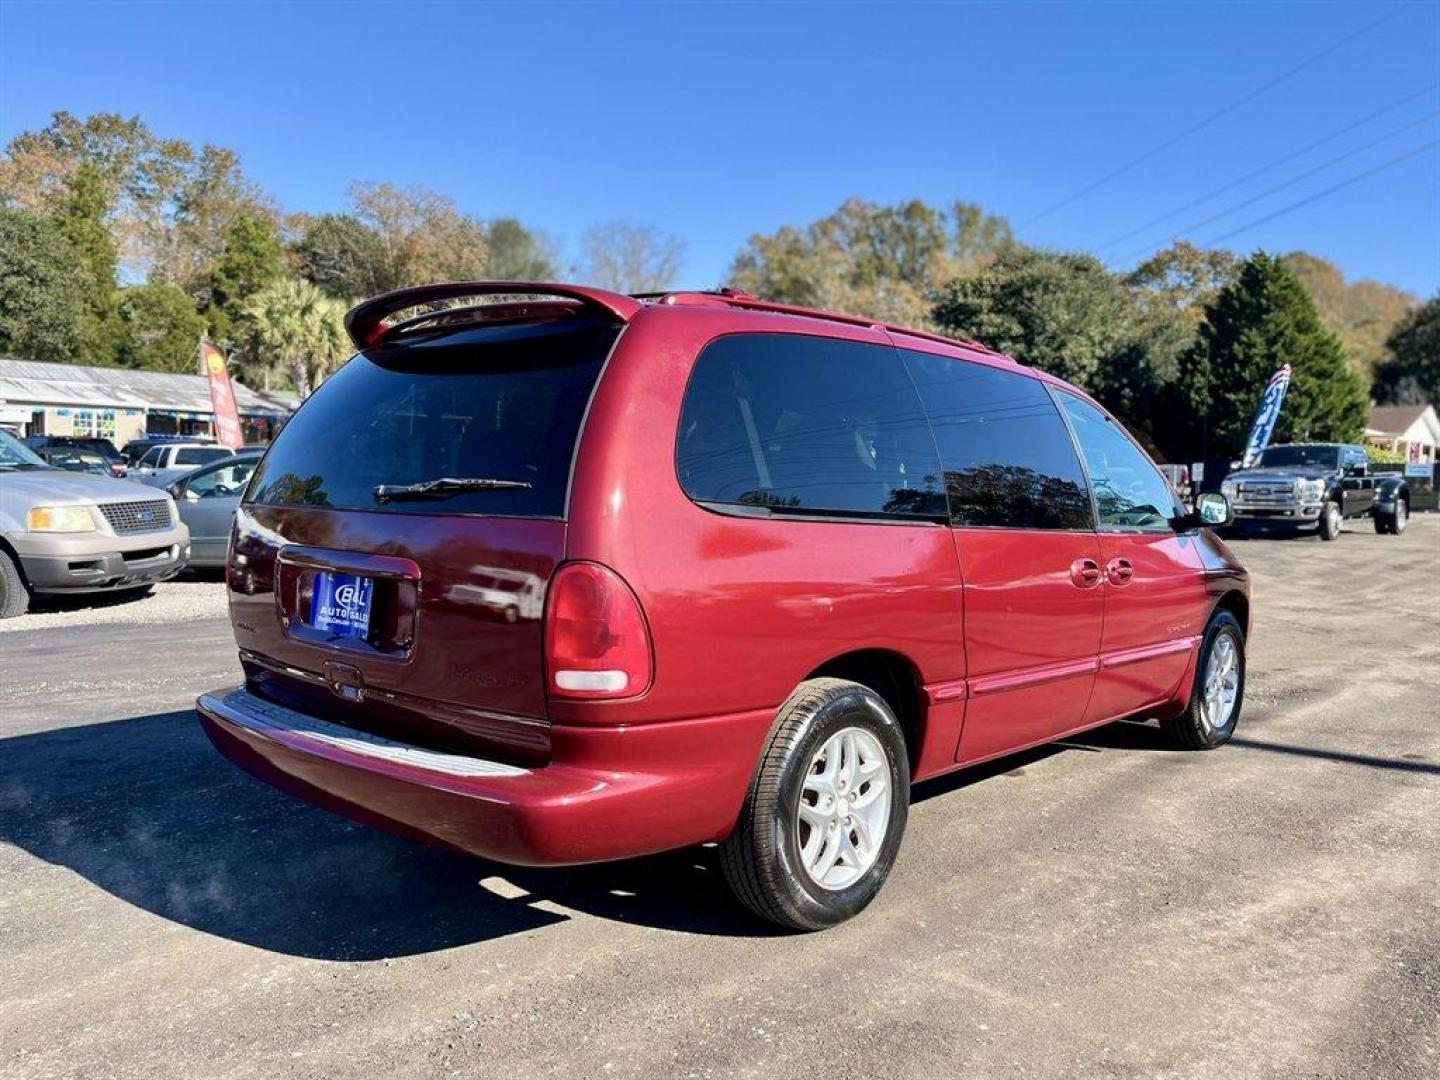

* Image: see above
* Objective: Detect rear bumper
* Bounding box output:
[197,686,775,867]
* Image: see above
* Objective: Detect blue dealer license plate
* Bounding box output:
[310,572,374,640]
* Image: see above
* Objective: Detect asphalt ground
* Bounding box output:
[1,518,1437,1080]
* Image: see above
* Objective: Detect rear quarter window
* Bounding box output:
[247,317,619,518]
[675,333,945,520]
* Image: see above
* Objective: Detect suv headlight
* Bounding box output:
[1298,479,1326,500]
[27,505,97,533]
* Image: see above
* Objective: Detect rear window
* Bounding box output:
[247,317,618,518]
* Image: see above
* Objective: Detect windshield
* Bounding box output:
[247,316,619,517]
[0,431,51,470]
[1258,445,1340,469]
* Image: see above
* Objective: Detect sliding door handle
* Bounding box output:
[1070,558,1102,589]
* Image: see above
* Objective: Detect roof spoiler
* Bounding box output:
[344,281,645,349]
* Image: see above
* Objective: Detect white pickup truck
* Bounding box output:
[132,443,237,489]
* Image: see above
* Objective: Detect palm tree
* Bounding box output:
[239,278,350,399]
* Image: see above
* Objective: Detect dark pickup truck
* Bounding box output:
[1220,443,1410,540]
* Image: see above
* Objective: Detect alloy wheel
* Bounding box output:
[796,726,892,891]
[1202,633,1240,731]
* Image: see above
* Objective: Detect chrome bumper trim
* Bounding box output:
[199,687,529,780]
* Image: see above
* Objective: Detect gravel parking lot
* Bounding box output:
[1,518,1436,1080]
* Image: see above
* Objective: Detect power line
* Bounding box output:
[1201,138,1439,246]
[1121,108,1440,261]
[1020,3,1413,229]
[1095,82,1440,253]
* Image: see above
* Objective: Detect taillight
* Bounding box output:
[544,562,652,700]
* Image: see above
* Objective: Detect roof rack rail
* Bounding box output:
[653,287,1010,360]
[345,281,644,349]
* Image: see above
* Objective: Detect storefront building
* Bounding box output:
[0,357,289,446]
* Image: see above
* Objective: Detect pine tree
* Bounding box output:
[1178,252,1369,462]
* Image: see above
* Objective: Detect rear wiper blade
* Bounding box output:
[373,476,532,503]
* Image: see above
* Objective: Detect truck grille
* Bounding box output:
[99,499,173,535]
[1237,482,1295,506]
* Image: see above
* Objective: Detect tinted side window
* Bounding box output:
[139,447,164,468]
[176,447,231,466]
[901,351,1091,529]
[1057,393,1178,530]
[188,459,258,498]
[676,334,945,520]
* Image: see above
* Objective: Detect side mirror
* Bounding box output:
[167,481,184,498]
[184,489,201,502]
[1173,492,1232,532]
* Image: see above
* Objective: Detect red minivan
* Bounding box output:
[198,282,1249,930]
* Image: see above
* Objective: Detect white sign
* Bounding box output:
[1403,461,1432,478]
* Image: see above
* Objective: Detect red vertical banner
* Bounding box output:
[201,341,245,449]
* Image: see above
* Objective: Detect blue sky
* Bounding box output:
[2,0,1437,295]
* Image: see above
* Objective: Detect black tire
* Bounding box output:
[720,678,910,931]
[1375,498,1407,536]
[1161,610,1245,750]
[1318,500,1342,541]
[0,549,31,619]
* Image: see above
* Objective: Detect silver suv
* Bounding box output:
[0,431,190,617]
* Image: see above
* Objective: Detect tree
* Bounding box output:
[349,181,489,290]
[205,211,284,340]
[1128,242,1238,334]
[291,213,387,299]
[484,217,560,280]
[1283,252,1415,379]
[0,207,90,362]
[1374,295,1440,405]
[112,284,208,373]
[1178,252,1369,463]
[729,198,1013,326]
[931,249,1132,388]
[240,278,349,399]
[581,220,685,294]
[51,163,121,364]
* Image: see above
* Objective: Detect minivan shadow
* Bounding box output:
[0,711,771,958]
[3,712,1176,956]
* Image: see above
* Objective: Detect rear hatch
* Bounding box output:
[230,311,622,765]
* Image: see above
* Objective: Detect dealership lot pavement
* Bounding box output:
[1,519,1436,1080]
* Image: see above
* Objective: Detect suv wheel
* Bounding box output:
[1375,498,1408,535]
[0,549,31,619]
[720,678,909,931]
[1161,610,1245,750]
[1318,500,1342,541]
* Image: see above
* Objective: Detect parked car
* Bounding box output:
[1220,442,1410,540]
[198,282,1249,931]
[120,434,215,467]
[0,430,190,618]
[132,443,235,489]
[33,446,114,476]
[24,435,128,477]
[169,451,264,568]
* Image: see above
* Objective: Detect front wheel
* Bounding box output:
[1161,610,1246,750]
[0,549,30,619]
[1318,500,1342,541]
[720,678,909,931]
